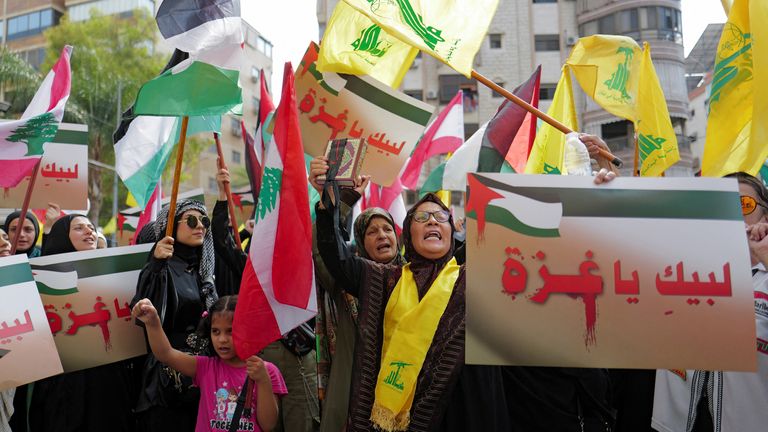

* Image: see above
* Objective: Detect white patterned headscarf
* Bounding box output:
[154,199,217,308]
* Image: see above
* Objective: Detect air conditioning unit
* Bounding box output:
[566,36,578,46]
[426,90,437,99]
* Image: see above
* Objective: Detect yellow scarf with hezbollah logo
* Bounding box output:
[370,258,460,431]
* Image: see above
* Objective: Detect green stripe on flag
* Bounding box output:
[134,61,242,116]
[343,74,432,125]
[467,206,560,237]
[31,252,149,279]
[36,282,78,296]
[0,263,34,287]
[52,129,88,145]
[473,175,742,221]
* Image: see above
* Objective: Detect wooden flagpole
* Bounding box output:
[165,116,190,238]
[10,159,42,255]
[471,69,624,168]
[633,133,640,176]
[213,132,243,249]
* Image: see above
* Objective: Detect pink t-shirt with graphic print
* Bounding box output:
[194,356,287,432]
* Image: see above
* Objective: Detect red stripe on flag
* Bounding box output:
[272,63,313,307]
[48,46,72,111]
[401,90,463,189]
[233,259,282,359]
[0,159,43,189]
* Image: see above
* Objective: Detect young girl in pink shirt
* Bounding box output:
[133,295,287,432]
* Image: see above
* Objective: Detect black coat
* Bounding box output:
[132,254,205,416]
[211,200,247,296]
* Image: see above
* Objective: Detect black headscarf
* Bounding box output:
[4,210,41,257]
[353,207,404,265]
[135,221,158,245]
[152,199,217,309]
[41,214,88,256]
[401,193,456,297]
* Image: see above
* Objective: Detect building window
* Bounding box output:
[438,74,477,104]
[489,34,502,49]
[231,117,241,137]
[69,0,154,22]
[534,34,560,51]
[533,0,557,3]
[252,96,260,114]
[208,177,217,191]
[251,66,259,83]
[256,36,272,58]
[231,150,241,164]
[492,82,504,98]
[7,9,61,41]
[598,14,615,34]
[539,84,557,100]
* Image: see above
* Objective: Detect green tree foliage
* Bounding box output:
[42,9,166,226]
[0,47,42,117]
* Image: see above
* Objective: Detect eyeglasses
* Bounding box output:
[741,195,768,216]
[182,214,211,230]
[412,210,450,223]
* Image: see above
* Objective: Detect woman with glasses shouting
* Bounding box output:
[311,148,525,431]
[131,199,219,432]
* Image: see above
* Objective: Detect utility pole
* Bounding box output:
[112,81,122,246]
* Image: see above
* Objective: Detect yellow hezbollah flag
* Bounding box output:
[318,1,418,88]
[567,35,642,122]
[342,0,499,78]
[525,67,577,175]
[702,0,768,177]
[636,43,679,176]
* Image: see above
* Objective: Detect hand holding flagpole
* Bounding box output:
[213,133,242,249]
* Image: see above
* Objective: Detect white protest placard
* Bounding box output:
[0,123,88,212]
[295,42,434,186]
[0,255,63,390]
[30,244,151,372]
[465,174,756,371]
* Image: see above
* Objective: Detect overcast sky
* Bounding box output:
[243,0,728,101]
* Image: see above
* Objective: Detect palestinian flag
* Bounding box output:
[466,173,743,240]
[234,64,317,359]
[466,173,562,240]
[132,0,244,117]
[422,67,541,193]
[114,50,221,208]
[156,0,243,55]
[0,46,72,188]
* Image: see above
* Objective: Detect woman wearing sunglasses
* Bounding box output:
[131,199,218,432]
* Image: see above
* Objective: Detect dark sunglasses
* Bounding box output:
[182,214,210,229]
[741,195,768,216]
[412,210,450,223]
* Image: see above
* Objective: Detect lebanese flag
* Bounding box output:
[130,182,162,245]
[0,46,72,188]
[234,63,317,359]
[400,90,464,189]
[243,69,275,211]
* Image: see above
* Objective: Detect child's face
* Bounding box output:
[211,312,236,362]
